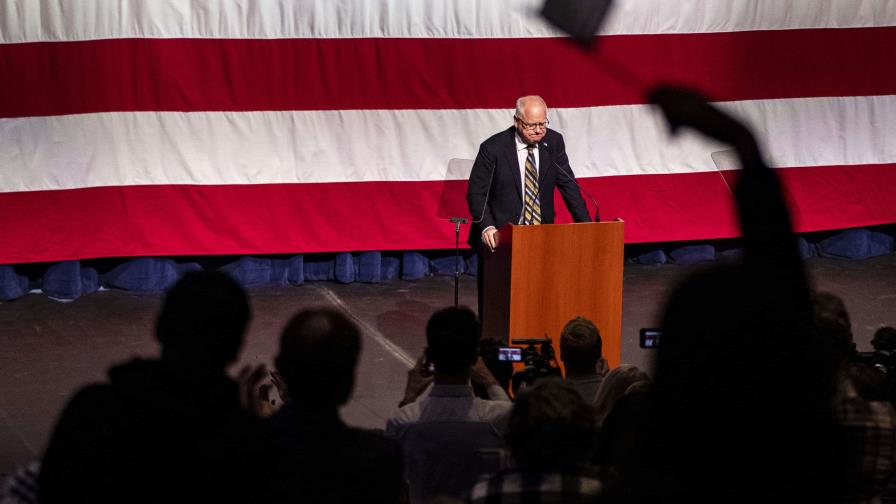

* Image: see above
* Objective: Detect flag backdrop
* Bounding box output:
[1,0,895,264]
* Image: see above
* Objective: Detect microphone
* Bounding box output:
[541,141,601,222]
[471,155,497,225]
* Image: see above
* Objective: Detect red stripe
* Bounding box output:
[2,27,895,118]
[1,164,894,264]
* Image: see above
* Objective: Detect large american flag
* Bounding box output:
[1,0,894,264]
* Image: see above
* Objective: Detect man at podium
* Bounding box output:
[467,95,591,315]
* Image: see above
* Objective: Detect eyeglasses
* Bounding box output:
[516,117,549,131]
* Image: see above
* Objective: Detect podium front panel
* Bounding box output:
[482,222,624,368]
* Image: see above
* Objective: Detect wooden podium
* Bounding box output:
[481,221,624,367]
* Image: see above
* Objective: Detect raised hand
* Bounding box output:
[399,355,435,407]
[236,363,273,418]
[648,86,759,162]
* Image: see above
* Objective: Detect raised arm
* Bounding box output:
[649,86,805,288]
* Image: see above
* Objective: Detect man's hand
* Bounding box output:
[596,357,609,377]
[248,370,289,418]
[255,381,281,418]
[399,355,434,407]
[470,356,500,389]
[236,363,272,418]
[648,86,758,153]
[481,227,499,252]
[270,369,289,403]
[649,85,763,172]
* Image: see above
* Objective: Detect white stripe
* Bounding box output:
[318,285,415,368]
[2,0,894,43]
[2,95,895,193]
[0,408,36,455]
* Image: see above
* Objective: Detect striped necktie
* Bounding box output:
[523,145,542,225]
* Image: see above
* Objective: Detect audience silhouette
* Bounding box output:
[18,77,893,504]
[471,379,602,503]
[386,306,512,504]
[253,308,404,503]
[560,316,608,404]
[592,365,650,427]
[623,87,843,503]
[813,292,896,503]
[39,271,254,503]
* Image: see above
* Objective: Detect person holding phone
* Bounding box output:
[386,307,512,503]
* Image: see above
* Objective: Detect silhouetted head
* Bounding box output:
[872,326,896,352]
[811,291,855,369]
[644,264,837,501]
[425,306,480,377]
[275,308,361,409]
[592,364,650,425]
[156,271,250,368]
[655,264,828,407]
[812,292,851,331]
[506,378,598,471]
[560,316,602,375]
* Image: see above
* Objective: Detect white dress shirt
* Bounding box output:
[515,133,539,203]
[483,134,540,234]
[385,384,513,503]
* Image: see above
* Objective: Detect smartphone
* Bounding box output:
[497,346,523,362]
[421,356,435,375]
[639,328,662,349]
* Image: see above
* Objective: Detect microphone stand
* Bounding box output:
[449,217,468,307]
[543,142,602,222]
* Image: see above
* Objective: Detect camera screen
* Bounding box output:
[640,329,661,349]
[497,347,522,361]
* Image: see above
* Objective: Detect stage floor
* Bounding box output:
[1,254,894,474]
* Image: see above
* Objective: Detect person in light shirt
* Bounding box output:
[386,306,512,504]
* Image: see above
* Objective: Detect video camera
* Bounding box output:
[503,337,562,394]
[852,349,896,376]
[852,326,896,376]
[849,327,896,405]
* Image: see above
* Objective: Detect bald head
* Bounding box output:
[275,308,361,408]
[514,95,549,145]
[515,95,547,119]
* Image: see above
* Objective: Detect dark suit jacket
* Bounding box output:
[39,359,257,504]
[253,404,404,503]
[466,126,590,247]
